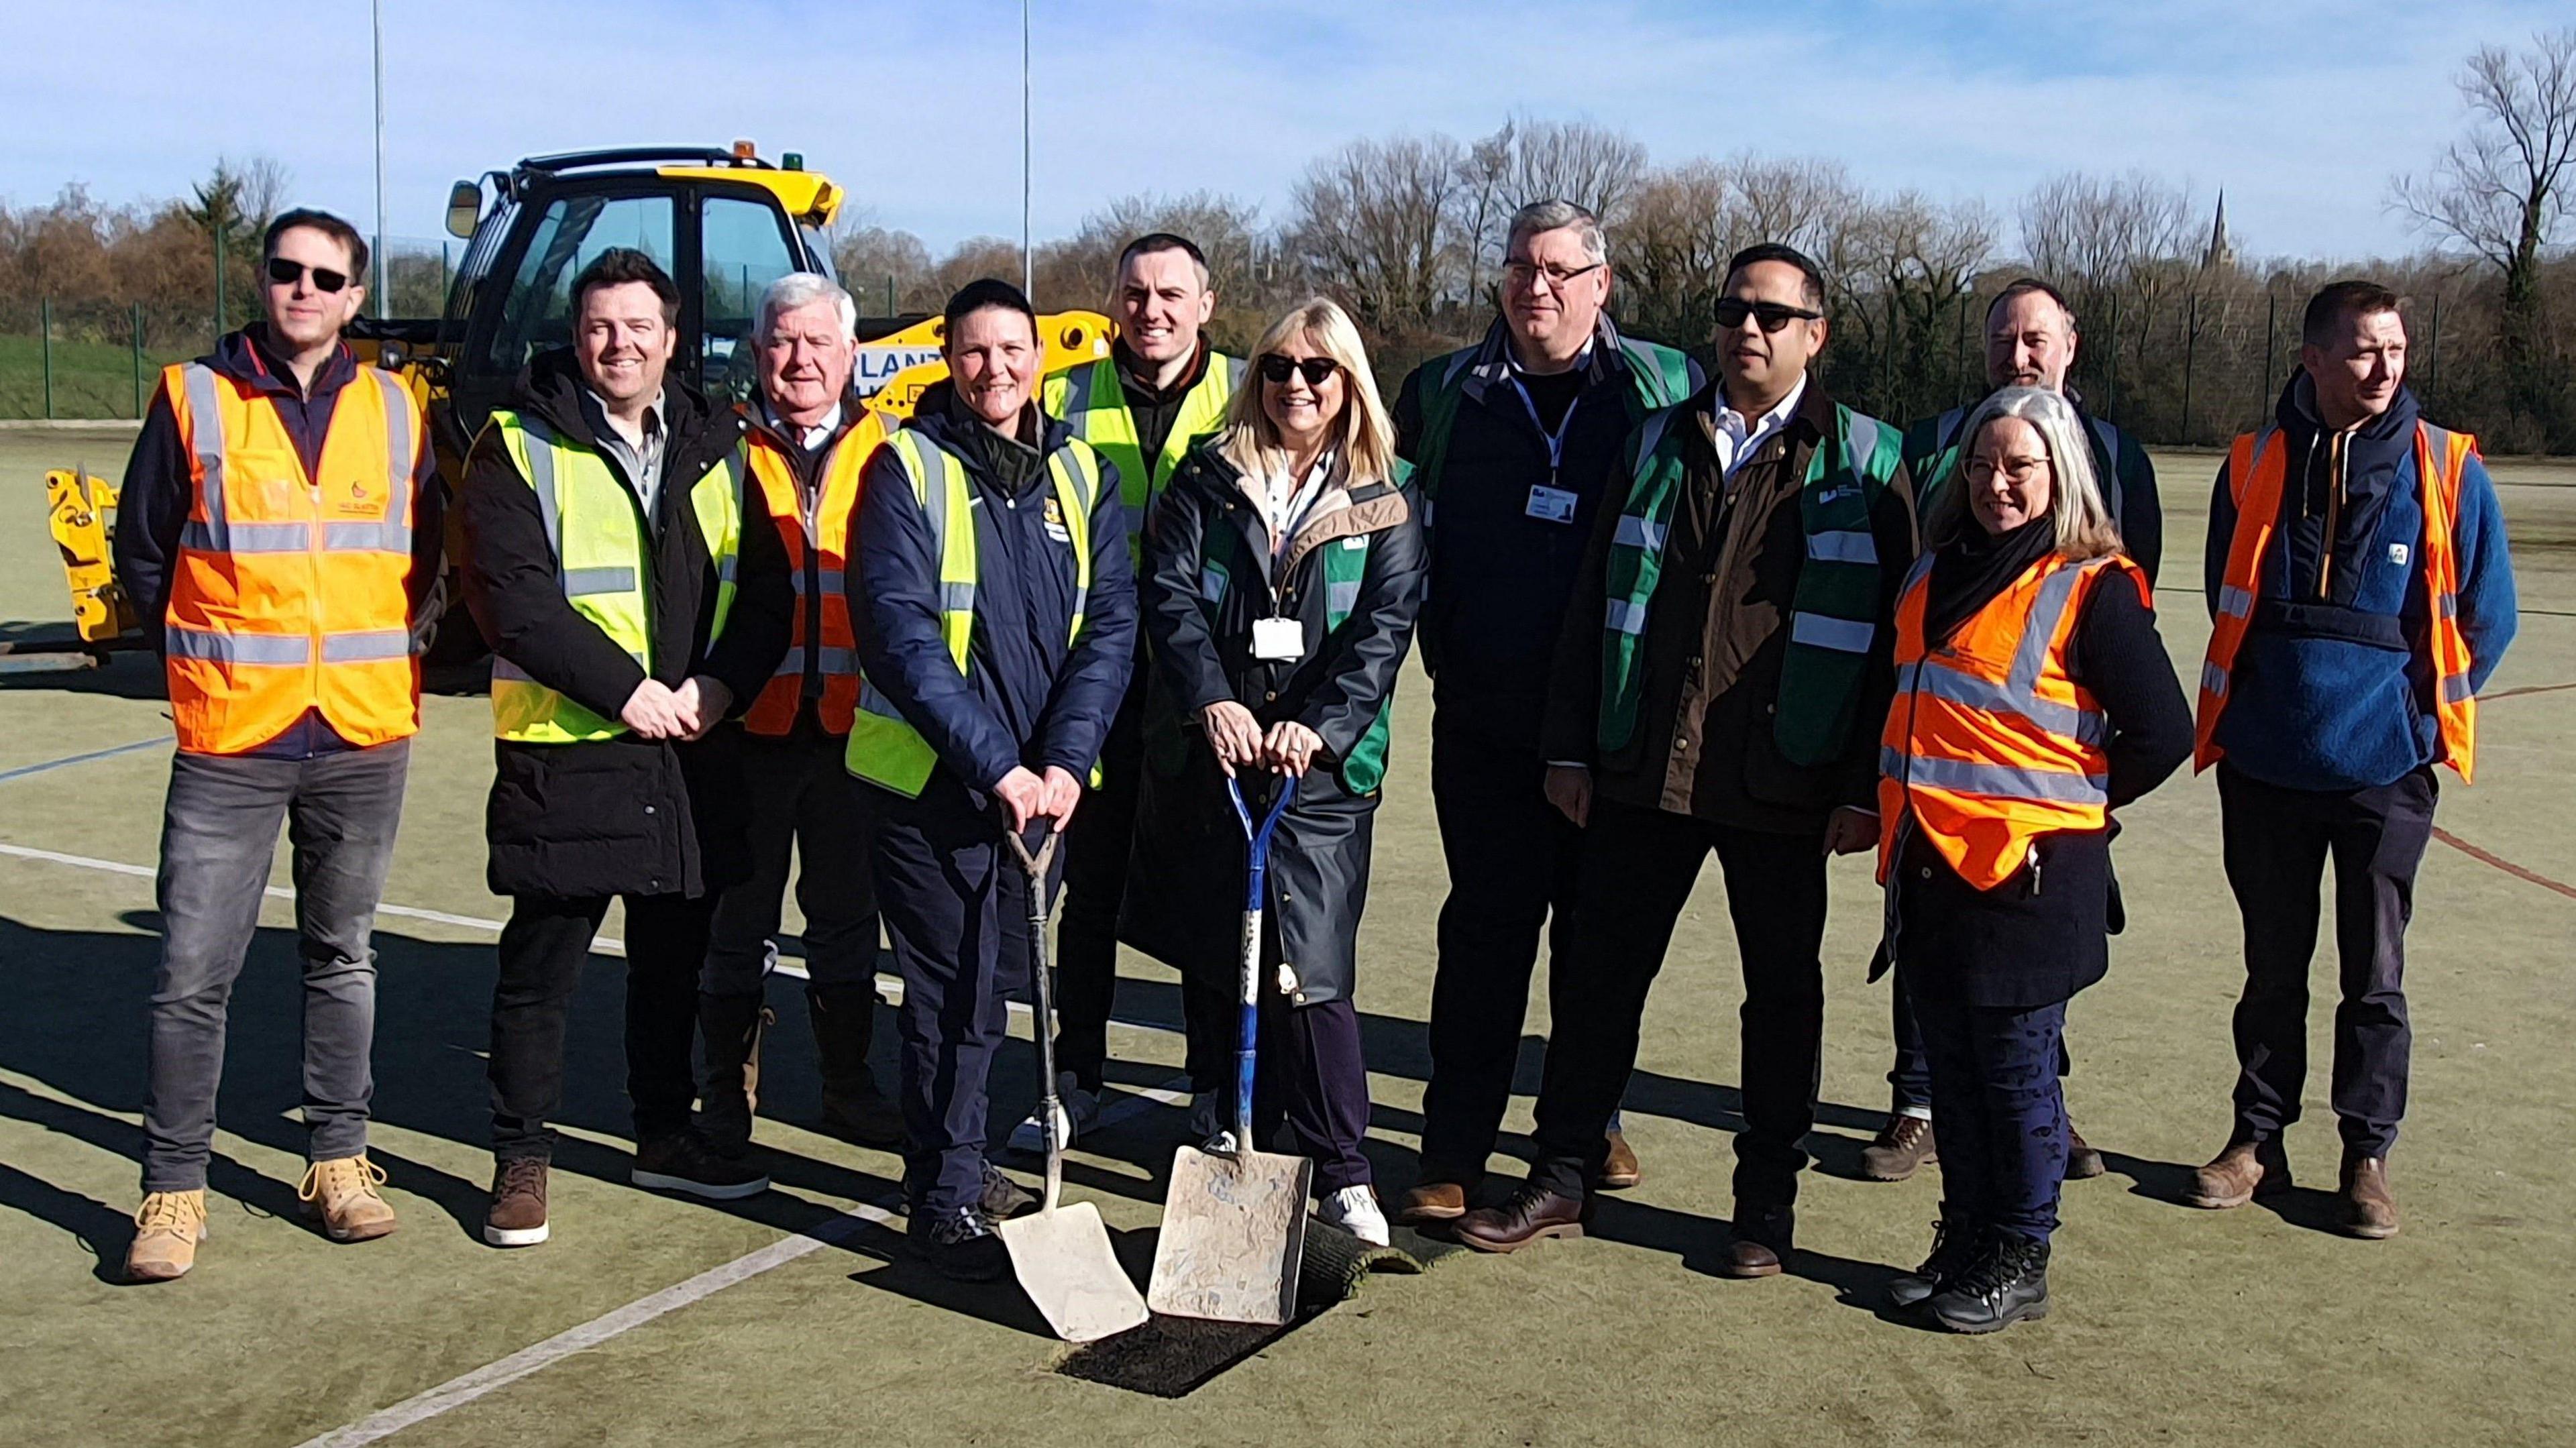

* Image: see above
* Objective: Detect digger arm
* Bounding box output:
[48,470,140,646]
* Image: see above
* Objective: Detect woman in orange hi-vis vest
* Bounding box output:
[1874,386,2190,1334]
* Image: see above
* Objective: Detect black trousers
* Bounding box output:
[489,891,712,1160]
[1420,722,1582,1176]
[2218,763,2435,1158]
[1054,682,1143,1092]
[1530,799,1829,1211]
[702,724,881,998]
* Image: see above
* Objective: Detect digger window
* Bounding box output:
[485,192,676,374]
[699,194,804,408]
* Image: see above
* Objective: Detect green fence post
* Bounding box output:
[2261,292,2275,429]
[42,296,54,420]
[133,301,147,419]
[2181,294,2197,446]
[886,274,895,315]
[213,225,226,341]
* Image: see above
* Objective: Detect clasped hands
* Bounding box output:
[618,675,733,742]
[1201,700,1322,779]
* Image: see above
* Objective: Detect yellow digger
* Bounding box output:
[30,143,1108,666]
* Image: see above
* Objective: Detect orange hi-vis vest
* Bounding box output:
[1876,549,2145,891]
[739,410,884,736]
[2196,421,2479,782]
[161,359,424,755]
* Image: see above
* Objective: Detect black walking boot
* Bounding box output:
[1926,1230,2051,1333]
[1886,1207,1979,1309]
[696,991,771,1157]
[808,984,904,1148]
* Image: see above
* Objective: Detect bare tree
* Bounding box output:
[1035,190,1266,309]
[1455,117,1649,298]
[2019,170,2194,291]
[830,219,934,313]
[2394,27,2576,374]
[1285,134,1469,329]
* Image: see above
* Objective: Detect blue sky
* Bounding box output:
[5,0,2564,262]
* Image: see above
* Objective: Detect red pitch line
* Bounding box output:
[2432,828,2576,901]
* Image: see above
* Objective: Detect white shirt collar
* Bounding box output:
[763,398,843,452]
[1711,375,1808,480]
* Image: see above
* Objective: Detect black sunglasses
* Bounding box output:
[1713,298,1821,332]
[1258,353,1339,386]
[265,257,352,294]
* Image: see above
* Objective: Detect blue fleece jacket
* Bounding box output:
[2203,378,2517,791]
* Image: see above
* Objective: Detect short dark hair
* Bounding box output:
[571,247,680,325]
[943,278,1038,341]
[2301,279,2404,347]
[1988,276,2078,334]
[1723,242,1825,311]
[1115,232,1210,288]
[263,207,369,281]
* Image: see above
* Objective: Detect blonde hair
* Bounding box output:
[1216,297,1398,487]
[1924,386,2123,561]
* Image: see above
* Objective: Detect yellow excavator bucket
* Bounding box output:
[860,310,1116,422]
[46,469,136,645]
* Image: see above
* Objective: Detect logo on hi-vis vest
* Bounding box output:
[1042,494,1072,543]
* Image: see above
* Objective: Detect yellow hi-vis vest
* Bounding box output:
[1041,351,1240,555]
[486,411,742,743]
[844,427,1102,797]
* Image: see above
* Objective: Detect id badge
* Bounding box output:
[1252,616,1305,662]
[1526,484,1578,524]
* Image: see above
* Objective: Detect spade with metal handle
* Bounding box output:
[1146,773,1313,1325]
[997,820,1150,1343]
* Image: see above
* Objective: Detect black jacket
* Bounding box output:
[1396,317,1703,750]
[1121,441,1426,1003]
[460,349,792,898]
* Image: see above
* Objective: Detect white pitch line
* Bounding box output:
[293,1073,1192,1448]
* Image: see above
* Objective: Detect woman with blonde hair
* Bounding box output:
[1120,297,1424,1245]
[1873,386,2190,1331]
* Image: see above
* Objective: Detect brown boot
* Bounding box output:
[1862,1113,1936,1182]
[2186,1137,2293,1209]
[1600,1131,1643,1190]
[1392,1176,1469,1225]
[484,1156,549,1248]
[696,991,770,1156]
[125,1190,209,1282]
[297,1154,398,1242]
[2063,1122,2106,1180]
[810,984,904,1149]
[2337,1154,2399,1240]
[1454,1182,1588,1253]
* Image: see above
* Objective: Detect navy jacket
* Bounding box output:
[850,382,1137,798]
[2203,377,2516,792]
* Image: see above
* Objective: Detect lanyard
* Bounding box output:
[1509,375,1585,486]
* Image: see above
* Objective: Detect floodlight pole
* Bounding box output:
[372,0,388,311]
[1021,0,1032,296]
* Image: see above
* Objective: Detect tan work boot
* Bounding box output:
[1863,1113,1937,1182]
[2337,1154,2400,1240]
[299,1154,398,1242]
[1601,1130,1644,1190]
[125,1189,209,1283]
[2186,1137,2293,1209]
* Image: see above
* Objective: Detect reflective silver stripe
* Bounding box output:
[564,566,637,596]
[181,364,230,551]
[323,520,413,552]
[718,555,737,584]
[2438,593,2457,620]
[812,645,859,675]
[858,682,908,720]
[2200,659,2231,699]
[2443,674,2473,704]
[1051,448,1094,630]
[1605,600,1650,636]
[1789,612,1874,653]
[1902,551,1937,591]
[2006,561,2097,697]
[1898,659,2109,748]
[1843,412,1885,476]
[490,656,534,683]
[815,573,845,600]
[1886,750,2108,805]
[2216,585,2254,620]
[521,418,565,590]
[939,581,977,615]
[1124,501,1149,536]
[1201,566,1226,602]
[1061,359,1099,414]
[374,369,415,528]
[164,627,309,665]
[1614,515,1666,551]
[789,569,805,596]
[320,628,413,662]
[1631,407,1679,467]
[1806,529,1877,565]
[189,520,309,553]
[1327,580,1360,617]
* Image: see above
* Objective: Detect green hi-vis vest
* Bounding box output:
[1906,402,2135,521]
[487,412,741,744]
[1411,333,1694,500]
[1197,488,1401,796]
[1599,401,1899,766]
[843,428,1103,797]
[1042,353,1242,557]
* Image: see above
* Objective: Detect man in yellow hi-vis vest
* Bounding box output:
[1017,233,1242,1152]
[850,280,1137,1283]
[460,249,792,1249]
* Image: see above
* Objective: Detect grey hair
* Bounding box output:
[1505,199,1608,266]
[756,272,857,343]
[1924,386,2123,560]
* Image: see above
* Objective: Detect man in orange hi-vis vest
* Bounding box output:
[110,209,445,1283]
[2187,280,2518,1242]
[696,273,903,1158]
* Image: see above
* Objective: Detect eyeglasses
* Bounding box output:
[1964,455,2051,486]
[1500,260,1605,292]
[1258,353,1339,386]
[1712,298,1821,332]
[265,258,351,294]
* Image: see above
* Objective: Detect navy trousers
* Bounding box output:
[871,777,1053,1216]
[1889,972,2072,1113]
[1913,993,2069,1244]
[1250,995,1373,1195]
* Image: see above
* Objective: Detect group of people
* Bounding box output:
[111,196,2518,1337]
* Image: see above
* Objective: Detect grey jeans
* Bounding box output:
[142,740,409,1192]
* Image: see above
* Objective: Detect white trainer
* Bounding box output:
[1007,1076,1098,1156]
[1318,1185,1391,1247]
